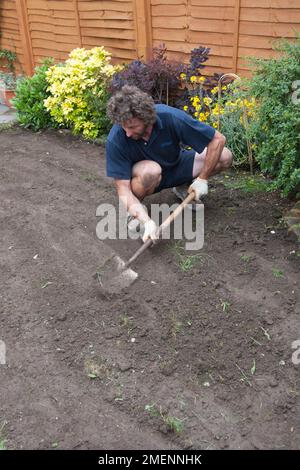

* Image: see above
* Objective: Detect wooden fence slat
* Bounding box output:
[190,6,235,20]
[80,19,133,29]
[239,20,300,37]
[78,1,132,12]
[241,8,300,23]
[191,0,234,6]
[189,18,234,33]
[79,10,133,20]
[241,0,300,7]
[81,27,135,40]
[152,16,187,29]
[152,5,187,16]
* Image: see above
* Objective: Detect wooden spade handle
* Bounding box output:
[124,191,196,268]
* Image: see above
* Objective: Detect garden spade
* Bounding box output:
[94,191,198,294]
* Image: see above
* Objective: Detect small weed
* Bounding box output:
[260,326,271,341]
[144,404,184,434]
[0,439,6,450]
[170,241,209,272]
[170,312,183,339]
[114,383,124,402]
[80,173,98,182]
[240,254,251,263]
[41,280,53,289]
[164,416,184,434]
[272,268,284,278]
[221,300,231,313]
[145,403,160,418]
[235,363,252,387]
[0,421,7,450]
[223,174,272,193]
[250,359,256,375]
[84,358,110,380]
[119,313,133,335]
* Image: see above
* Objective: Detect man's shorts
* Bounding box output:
[154,149,196,193]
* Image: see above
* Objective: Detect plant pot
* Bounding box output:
[0,88,15,107]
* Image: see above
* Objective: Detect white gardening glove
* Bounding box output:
[142,219,158,243]
[188,178,208,201]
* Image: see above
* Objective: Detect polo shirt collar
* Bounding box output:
[148,116,163,145]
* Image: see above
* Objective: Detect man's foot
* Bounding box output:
[172,184,203,211]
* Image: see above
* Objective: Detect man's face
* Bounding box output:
[122,118,148,140]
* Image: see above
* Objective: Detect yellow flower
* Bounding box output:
[211,86,219,95]
[183,105,188,111]
[190,76,197,83]
[199,76,206,83]
[203,97,212,106]
[180,73,186,80]
[213,122,218,129]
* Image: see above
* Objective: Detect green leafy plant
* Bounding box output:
[240,254,251,263]
[0,421,7,450]
[246,35,300,197]
[221,300,230,312]
[0,71,22,90]
[272,268,284,278]
[179,60,256,169]
[144,404,184,434]
[222,174,272,193]
[45,47,120,140]
[0,48,16,74]
[12,58,58,131]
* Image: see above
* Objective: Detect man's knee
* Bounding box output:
[221,148,233,169]
[132,161,162,190]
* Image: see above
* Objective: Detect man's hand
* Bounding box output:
[142,219,158,243]
[188,178,208,201]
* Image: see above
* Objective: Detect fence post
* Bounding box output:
[73,0,82,48]
[15,0,34,75]
[133,0,152,61]
[232,0,241,74]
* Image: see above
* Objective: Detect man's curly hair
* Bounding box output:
[107,85,156,126]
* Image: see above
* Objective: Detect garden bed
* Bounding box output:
[0,127,299,450]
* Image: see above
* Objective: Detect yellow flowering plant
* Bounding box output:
[44,47,122,140]
[180,66,257,169]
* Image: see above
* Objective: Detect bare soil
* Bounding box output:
[0,127,299,450]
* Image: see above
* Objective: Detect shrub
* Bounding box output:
[44,47,120,140]
[179,64,256,169]
[12,58,57,131]
[110,44,182,105]
[246,35,300,197]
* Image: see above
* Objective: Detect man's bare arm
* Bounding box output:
[114,179,150,224]
[199,130,226,180]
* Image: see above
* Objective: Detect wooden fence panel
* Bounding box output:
[79,0,136,62]
[0,0,299,77]
[237,0,300,74]
[0,0,25,72]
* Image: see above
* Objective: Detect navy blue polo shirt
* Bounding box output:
[105,104,215,180]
